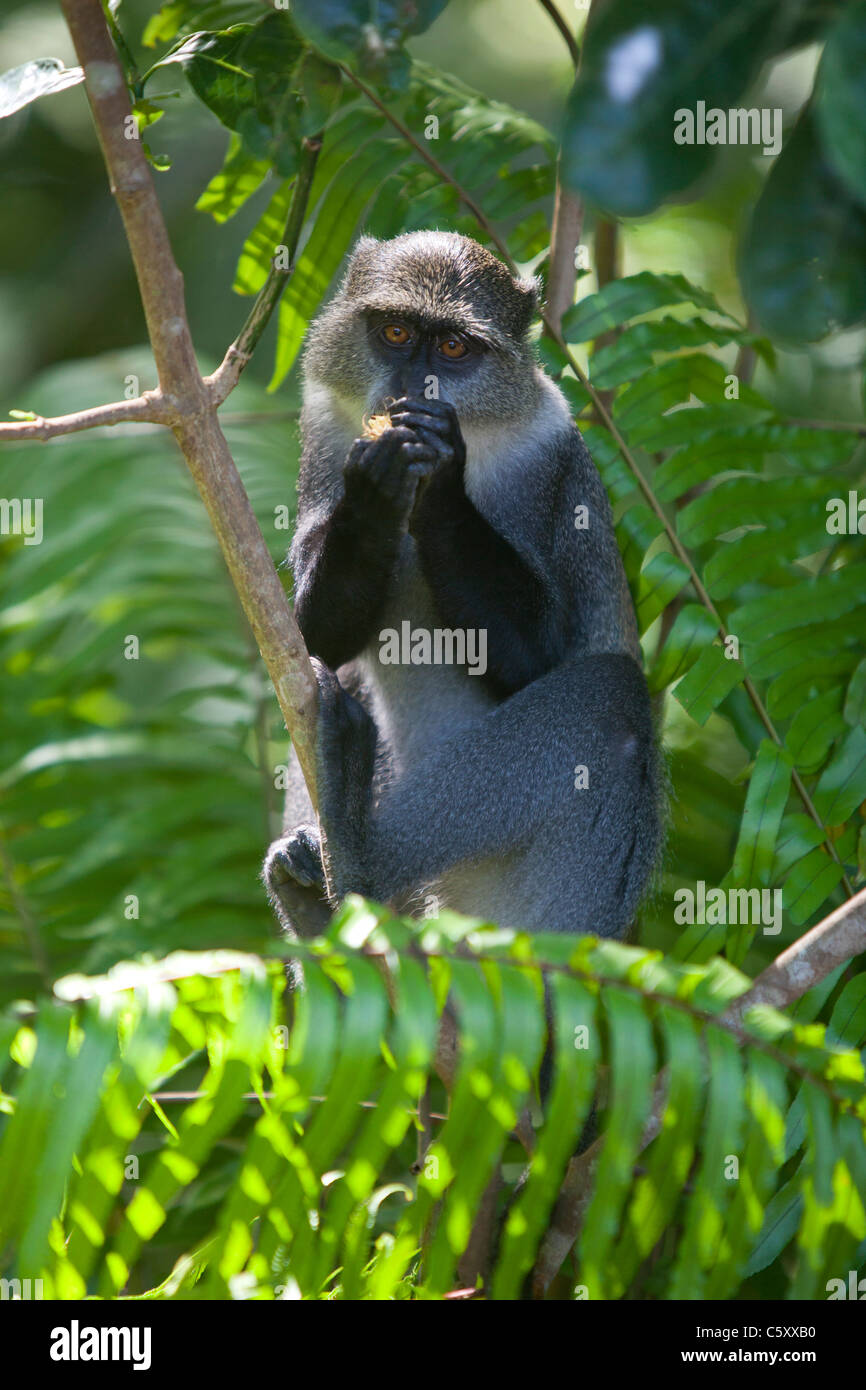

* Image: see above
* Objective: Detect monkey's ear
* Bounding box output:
[344,236,382,296]
[513,274,542,337]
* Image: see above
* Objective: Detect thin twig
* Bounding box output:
[537,0,581,65]
[338,64,514,266]
[724,884,866,1028]
[785,417,866,437]
[546,174,584,330]
[207,135,322,405]
[0,393,169,441]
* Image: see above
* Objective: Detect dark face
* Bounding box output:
[366,310,487,407]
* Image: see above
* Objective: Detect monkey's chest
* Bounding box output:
[347,541,494,775]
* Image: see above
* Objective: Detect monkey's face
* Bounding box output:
[303,231,543,426]
[305,301,541,426]
[364,309,486,412]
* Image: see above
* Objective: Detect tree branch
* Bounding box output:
[43,0,321,808]
[546,173,584,332]
[723,883,866,1028]
[0,392,169,441]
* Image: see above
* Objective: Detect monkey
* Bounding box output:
[263,230,662,946]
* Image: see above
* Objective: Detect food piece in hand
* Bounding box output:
[362,412,392,440]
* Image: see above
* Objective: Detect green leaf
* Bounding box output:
[0,58,84,119]
[591,316,749,390]
[561,0,783,216]
[844,658,866,729]
[730,564,866,645]
[492,975,598,1300]
[151,15,305,175]
[196,133,272,222]
[743,1177,802,1276]
[678,475,830,547]
[785,850,846,926]
[648,604,718,693]
[668,1026,742,1298]
[813,725,866,826]
[785,689,847,773]
[741,110,866,341]
[815,0,866,205]
[673,645,743,725]
[578,989,654,1297]
[563,271,731,344]
[732,742,793,887]
[613,1006,702,1292]
[290,0,448,84]
[635,551,690,630]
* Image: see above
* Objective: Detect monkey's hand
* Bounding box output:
[343,424,435,520]
[387,397,466,477]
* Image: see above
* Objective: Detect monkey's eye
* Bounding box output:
[381,324,413,346]
[438,336,469,360]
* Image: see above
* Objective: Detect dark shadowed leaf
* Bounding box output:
[561,0,783,216]
[741,111,866,342]
[815,0,866,205]
[290,0,448,86]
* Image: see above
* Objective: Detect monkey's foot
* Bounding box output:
[263,825,325,893]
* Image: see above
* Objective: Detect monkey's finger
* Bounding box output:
[345,437,373,466]
[389,401,453,432]
[365,430,430,495]
[391,396,458,427]
[399,445,436,474]
[393,419,450,454]
[389,408,449,435]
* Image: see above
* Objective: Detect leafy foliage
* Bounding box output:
[1,902,864,1300]
[0,356,297,998]
[562,0,866,340]
[556,269,866,959]
[205,62,555,388]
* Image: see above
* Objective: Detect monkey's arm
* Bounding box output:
[410,466,565,694]
[403,403,638,686]
[395,399,568,694]
[291,427,431,667]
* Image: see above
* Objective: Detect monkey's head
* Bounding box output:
[303,231,543,425]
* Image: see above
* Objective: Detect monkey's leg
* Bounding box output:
[314,651,661,939]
